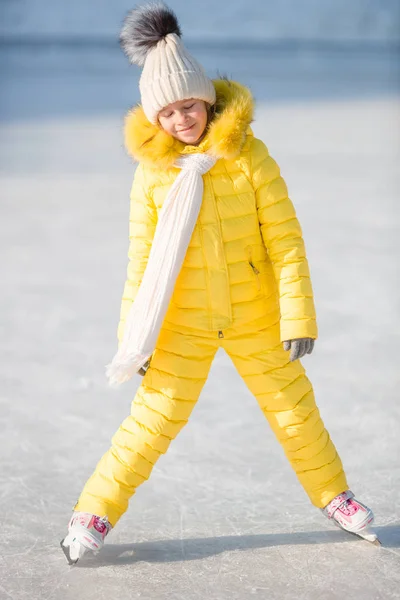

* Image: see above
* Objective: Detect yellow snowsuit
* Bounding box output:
[75,79,348,526]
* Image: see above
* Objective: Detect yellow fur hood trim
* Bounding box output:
[124,79,254,169]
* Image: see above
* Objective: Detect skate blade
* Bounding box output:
[60,536,87,565]
[332,519,381,546]
[345,527,381,546]
[356,529,381,545]
[370,538,382,547]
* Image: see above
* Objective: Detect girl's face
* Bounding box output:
[158,98,208,145]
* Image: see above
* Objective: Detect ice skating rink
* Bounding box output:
[0,44,399,599]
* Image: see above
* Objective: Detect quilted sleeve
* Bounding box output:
[117,164,158,344]
[250,137,318,342]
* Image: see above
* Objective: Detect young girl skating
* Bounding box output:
[61,2,377,564]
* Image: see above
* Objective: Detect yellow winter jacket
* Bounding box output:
[118,79,318,343]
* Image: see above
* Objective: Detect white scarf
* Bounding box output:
[106,153,217,387]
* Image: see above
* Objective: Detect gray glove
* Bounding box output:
[283,338,315,362]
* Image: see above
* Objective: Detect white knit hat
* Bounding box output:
[119,3,216,124]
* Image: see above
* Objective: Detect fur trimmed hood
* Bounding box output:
[124,79,255,169]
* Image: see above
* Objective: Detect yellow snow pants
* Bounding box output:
[75,319,348,527]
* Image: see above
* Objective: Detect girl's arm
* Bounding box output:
[117,163,158,344]
[250,138,318,343]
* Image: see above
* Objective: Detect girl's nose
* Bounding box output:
[176,111,189,124]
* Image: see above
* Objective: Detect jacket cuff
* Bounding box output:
[280,318,318,342]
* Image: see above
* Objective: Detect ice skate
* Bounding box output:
[60,512,112,565]
[322,490,380,545]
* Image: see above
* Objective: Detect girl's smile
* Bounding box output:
[178,124,194,132]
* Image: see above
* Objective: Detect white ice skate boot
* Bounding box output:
[60,512,112,564]
[322,490,379,545]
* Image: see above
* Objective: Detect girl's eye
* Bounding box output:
[184,103,195,110]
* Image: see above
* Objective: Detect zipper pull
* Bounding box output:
[218,330,224,338]
[249,261,260,275]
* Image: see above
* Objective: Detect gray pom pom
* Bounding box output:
[119,2,182,66]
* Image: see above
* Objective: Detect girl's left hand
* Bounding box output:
[283,338,315,362]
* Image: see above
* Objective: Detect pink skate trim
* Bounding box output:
[68,512,111,550]
[325,490,354,519]
[83,535,99,548]
[93,516,107,535]
[328,496,374,535]
[337,498,365,518]
[335,498,367,527]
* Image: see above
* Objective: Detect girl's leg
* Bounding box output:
[223,322,348,508]
[74,326,218,526]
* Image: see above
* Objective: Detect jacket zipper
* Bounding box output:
[206,172,233,326]
[218,330,224,338]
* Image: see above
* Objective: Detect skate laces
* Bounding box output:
[338,499,358,516]
[324,490,354,519]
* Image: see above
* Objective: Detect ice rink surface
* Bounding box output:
[0,42,399,599]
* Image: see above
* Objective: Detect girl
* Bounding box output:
[61,3,377,564]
